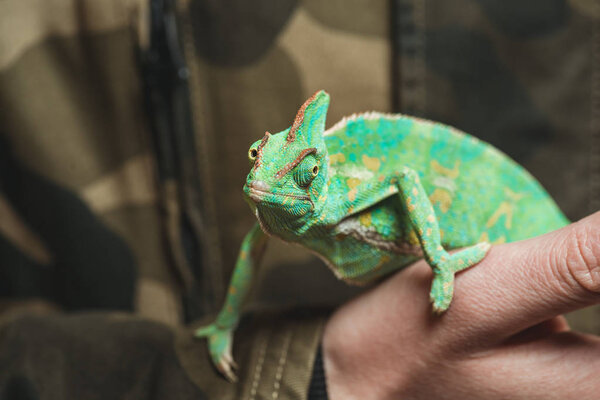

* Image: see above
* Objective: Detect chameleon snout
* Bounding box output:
[246,180,271,203]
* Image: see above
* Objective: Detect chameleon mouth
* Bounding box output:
[245,185,311,203]
[247,188,311,202]
[247,187,269,202]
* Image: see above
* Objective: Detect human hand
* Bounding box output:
[322,212,600,399]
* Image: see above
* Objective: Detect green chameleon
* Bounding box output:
[196,90,568,381]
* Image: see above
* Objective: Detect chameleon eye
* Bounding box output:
[248,148,258,162]
[294,157,319,187]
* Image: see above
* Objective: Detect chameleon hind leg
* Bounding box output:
[427,242,490,311]
[394,167,491,312]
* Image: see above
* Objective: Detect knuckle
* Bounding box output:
[561,219,600,295]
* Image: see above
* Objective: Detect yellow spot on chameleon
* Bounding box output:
[426,228,432,236]
[479,232,490,242]
[348,188,358,202]
[240,250,248,260]
[408,230,420,245]
[229,286,237,295]
[486,187,524,229]
[495,236,506,244]
[412,187,418,196]
[359,212,372,227]
[329,153,346,165]
[429,188,452,213]
[504,187,524,202]
[431,160,461,179]
[486,202,514,229]
[427,214,435,223]
[346,178,362,202]
[362,154,381,171]
[479,231,507,245]
[346,178,361,189]
[406,196,415,212]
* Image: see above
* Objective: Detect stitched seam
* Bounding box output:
[248,332,269,400]
[415,0,427,115]
[400,0,415,113]
[271,330,293,400]
[180,7,226,302]
[398,0,427,115]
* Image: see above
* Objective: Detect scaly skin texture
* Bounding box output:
[195,90,569,381]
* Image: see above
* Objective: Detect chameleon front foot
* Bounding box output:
[195,324,238,382]
[430,242,491,313]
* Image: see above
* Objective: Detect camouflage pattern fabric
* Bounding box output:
[0,0,182,324]
[0,0,599,399]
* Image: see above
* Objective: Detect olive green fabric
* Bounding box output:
[0,309,326,400]
[1,0,600,399]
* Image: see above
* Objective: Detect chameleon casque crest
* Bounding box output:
[196,90,568,381]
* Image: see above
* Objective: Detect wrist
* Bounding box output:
[321,315,404,400]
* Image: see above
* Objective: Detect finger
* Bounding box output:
[464,332,600,399]
[505,316,569,345]
[445,212,600,342]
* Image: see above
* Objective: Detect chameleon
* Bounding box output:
[195,90,569,381]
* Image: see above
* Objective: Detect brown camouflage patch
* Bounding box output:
[135,278,182,326]
[0,31,150,190]
[80,153,157,214]
[0,0,144,70]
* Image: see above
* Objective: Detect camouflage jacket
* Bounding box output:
[0,0,599,399]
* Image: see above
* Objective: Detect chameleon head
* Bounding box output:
[243,90,330,235]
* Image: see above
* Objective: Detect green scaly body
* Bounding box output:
[196,91,568,381]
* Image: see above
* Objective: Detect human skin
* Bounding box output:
[323,212,600,399]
